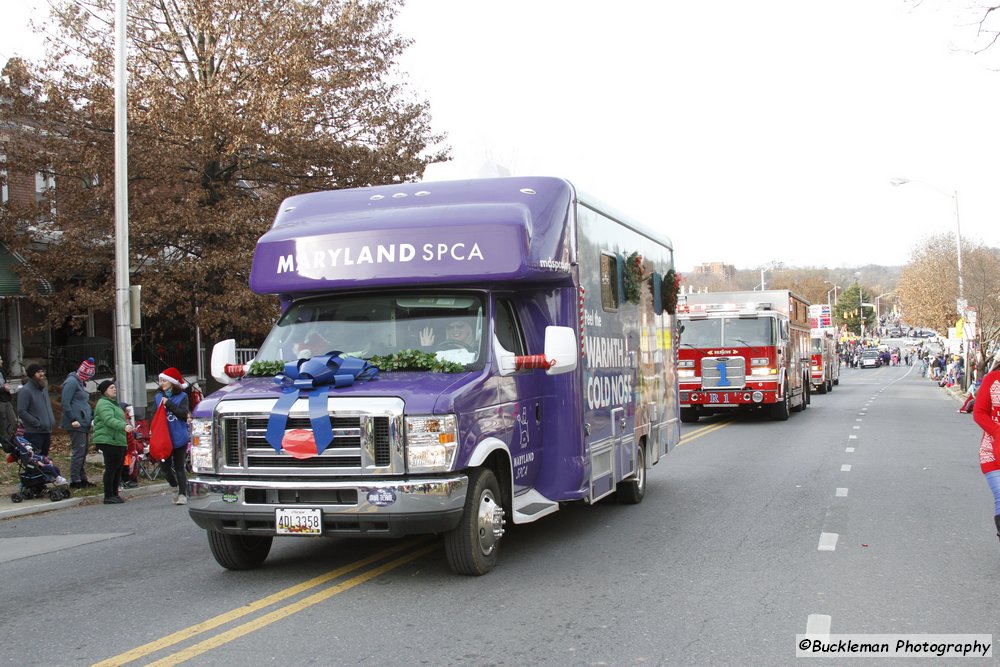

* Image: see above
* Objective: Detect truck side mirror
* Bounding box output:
[211,339,239,385]
[543,326,578,375]
[495,326,578,376]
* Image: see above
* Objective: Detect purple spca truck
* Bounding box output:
[188,176,680,575]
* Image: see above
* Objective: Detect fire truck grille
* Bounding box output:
[700,356,746,388]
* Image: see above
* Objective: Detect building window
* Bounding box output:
[600,253,619,311]
[35,171,55,201]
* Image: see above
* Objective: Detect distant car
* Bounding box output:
[887,328,903,337]
[860,350,882,368]
[916,329,937,338]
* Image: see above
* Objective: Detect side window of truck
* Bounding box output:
[495,299,526,355]
[600,253,619,311]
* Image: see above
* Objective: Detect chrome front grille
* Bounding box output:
[700,356,746,389]
[216,397,404,475]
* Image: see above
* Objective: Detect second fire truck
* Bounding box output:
[676,290,812,423]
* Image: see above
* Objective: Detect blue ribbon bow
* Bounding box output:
[264,352,379,454]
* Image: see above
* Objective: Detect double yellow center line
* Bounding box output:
[677,419,732,447]
[94,538,436,667]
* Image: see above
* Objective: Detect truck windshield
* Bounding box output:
[680,316,774,347]
[811,338,824,354]
[254,293,486,368]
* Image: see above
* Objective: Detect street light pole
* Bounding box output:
[889,177,964,302]
[825,281,840,306]
[890,177,968,388]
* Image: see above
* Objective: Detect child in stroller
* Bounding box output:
[2,434,71,503]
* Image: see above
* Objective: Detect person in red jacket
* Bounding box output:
[973,355,1000,544]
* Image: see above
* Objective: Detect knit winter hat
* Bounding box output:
[96,379,114,395]
[158,367,188,389]
[77,358,96,381]
[25,363,44,378]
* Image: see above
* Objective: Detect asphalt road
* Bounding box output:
[1,363,993,666]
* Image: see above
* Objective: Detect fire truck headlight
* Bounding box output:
[678,369,695,378]
[678,360,695,368]
[750,358,768,366]
[751,391,764,403]
[190,419,214,473]
[406,415,458,473]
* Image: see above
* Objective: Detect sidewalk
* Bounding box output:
[0,481,171,520]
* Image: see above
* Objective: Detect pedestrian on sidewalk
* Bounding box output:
[152,367,190,505]
[0,382,17,441]
[92,380,132,504]
[16,364,55,457]
[973,355,1000,546]
[60,358,96,488]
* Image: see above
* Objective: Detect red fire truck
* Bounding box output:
[810,327,840,394]
[676,290,812,422]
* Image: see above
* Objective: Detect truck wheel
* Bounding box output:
[826,379,834,392]
[444,468,505,576]
[679,407,700,423]
[817,380,827,394]
[616,444,646,505]
[770,391,790,421]
[207,531,273,570]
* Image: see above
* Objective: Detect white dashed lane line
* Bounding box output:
[818,532,839,551]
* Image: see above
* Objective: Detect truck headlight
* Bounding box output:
[190,418,214,473]
[406,415,458,473]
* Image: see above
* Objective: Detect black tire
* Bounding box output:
[444,468,504,576]
[770,389,790,421]
[679,407,700,424]
[616,444,646,505]
[49,490,61,502]
[61,488,72,499]
[11,493,22,503]
[817,380,827,395]
[206,531,273,570]
[22,488,34,500]
[827,379,834,392]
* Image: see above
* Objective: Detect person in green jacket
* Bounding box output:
[92,380,133,504]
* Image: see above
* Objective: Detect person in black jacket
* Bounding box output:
[0,383,17,442]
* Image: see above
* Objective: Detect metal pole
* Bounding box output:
[954,190,964,300]
[954,190,967,389]
[113,0,133,404]
[760,268,766,291]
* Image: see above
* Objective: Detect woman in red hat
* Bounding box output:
[974,356,1000,546]
[152,367,191,505]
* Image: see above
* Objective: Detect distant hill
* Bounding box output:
[682,264,903,308]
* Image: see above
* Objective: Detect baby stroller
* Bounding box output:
[2,434,71,503]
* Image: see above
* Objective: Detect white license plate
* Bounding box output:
[275,508,322,536]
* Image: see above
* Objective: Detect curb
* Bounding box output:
[0,482,171,520]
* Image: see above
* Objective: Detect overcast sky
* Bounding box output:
[3,1,1000,272]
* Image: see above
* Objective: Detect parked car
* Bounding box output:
[860,349,882,368]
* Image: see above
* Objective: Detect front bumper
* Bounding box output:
[187,474,468,538]
[680,388,777,407]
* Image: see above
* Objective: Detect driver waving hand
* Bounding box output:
[421,319,475,349]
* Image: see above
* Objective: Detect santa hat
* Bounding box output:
[158,367,188,389]
[77,358,96,381]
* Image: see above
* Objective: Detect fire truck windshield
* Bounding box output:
[682,317,774,347]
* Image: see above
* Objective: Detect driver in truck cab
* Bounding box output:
[419,318,476,348]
